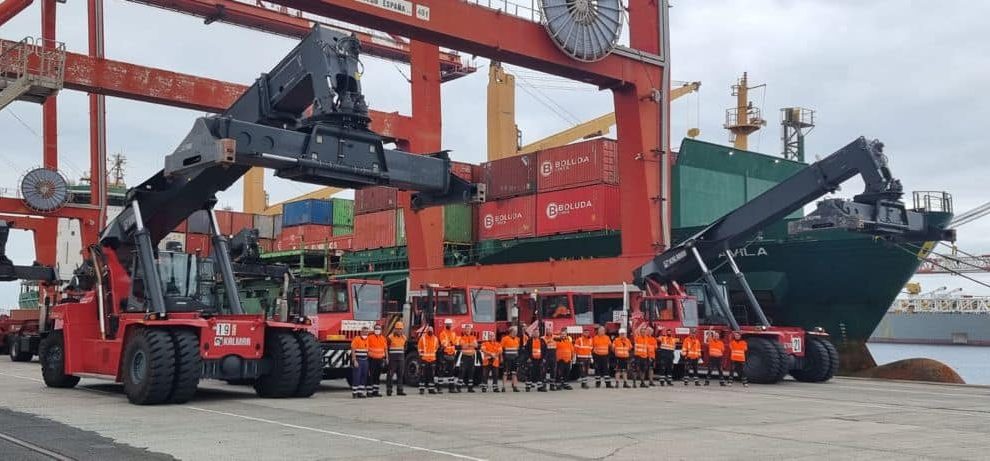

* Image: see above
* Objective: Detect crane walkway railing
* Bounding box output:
[0,37,65,110]
[890,296,990,313]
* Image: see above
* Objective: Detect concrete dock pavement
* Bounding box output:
[0,359,989,460]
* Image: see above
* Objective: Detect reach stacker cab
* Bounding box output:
[517,291,595,337]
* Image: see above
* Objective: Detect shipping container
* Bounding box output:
[333,225,353,236]
[185,233,211,256]
[354,186,398,214]
[353,209,398,250]
[276,224,334,249]
[331,198,354,227]
[450,161,475,182]
[443,204,473,243]
[172,219,188,234]
[477,195,536,240]
[187,210,212,234]
[396,209,406,246]
[482,153,537,199]
[536,138,618,192]
[254,214,277,239]
[274,214,283,237]
[257,238,274,253]
[159,232,187,252]
[229,211,255,234]
[306,235,354,251]
[214,210,235,235]
[283,199,333,227]
[536,184,620,236]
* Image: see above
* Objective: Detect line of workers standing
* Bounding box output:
[348,320,749,398]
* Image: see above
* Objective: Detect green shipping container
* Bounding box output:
[333,225,353,236]
[395,209,406,246]
[331,198,354,227]
[442,204,473,243]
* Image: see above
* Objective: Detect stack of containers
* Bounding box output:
[478,153,538,240]
[275,198,354,251]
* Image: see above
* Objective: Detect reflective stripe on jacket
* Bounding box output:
[367,334,387,359]
[730,339,748,362]
[592,335,611,356]
[574,336,593,359]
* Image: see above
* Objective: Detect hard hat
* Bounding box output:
[619,328,627,334]
[394,321,404,329]
[444,318,454,325]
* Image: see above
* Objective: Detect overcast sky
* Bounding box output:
[1,0,988,308]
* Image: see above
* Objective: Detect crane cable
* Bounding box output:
[892,243,990,291]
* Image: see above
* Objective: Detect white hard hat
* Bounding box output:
[444,318,454,325]
[619,328,627,334]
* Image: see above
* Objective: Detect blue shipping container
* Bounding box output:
[282,199,333,227]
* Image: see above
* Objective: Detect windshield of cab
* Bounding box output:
[573,294,593,325]
[541,294,573,319]
[471,288,496,323]
[436,289,469,315]
[160,252,199,298]
[318,284,349,313]
[352,283,383,321]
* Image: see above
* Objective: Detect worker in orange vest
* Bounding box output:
[591,326,613,388]
[682,327,702,386]
[573,329,594,389]
[729,331,749,387]
[458,324,479,392]
[543,328,558,390]
[417,326,440,394]
[350,325,371,398]
[657,328,677,386]
[554,327,574,390]
[705,330,726,386]
[524,332,547,392]
[633,326,651,388]
[500,326,522,392]
[645,326,658,387]
[385,322,407,396]
[439,318,459,393]
[367,324,388,397]
[480,331,502,393]
[613,328,633,389]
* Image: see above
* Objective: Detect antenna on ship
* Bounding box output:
[780,107,815,162]
[109,153,126,188]
[723,72,766,151]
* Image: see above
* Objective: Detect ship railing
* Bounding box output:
[892,296,990,313]
[912,191,953,214]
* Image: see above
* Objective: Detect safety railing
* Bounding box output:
[912,191,953,214]
[463,0,544,23]
[890,296,990,313]
[0,37,66,88]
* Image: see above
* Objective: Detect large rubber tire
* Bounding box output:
[169,329,202,403]
[770,339,790,383]
[403,351,421,387]
[254,330,302,398]
[821,338,839,382]
[744,336,786,384]
[293,331,323,398]
[790,336,831,382]
[39,331,80,388]
[122,329,176,405]
[9,335,33,362]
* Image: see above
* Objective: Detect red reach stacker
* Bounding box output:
[34,25,482,404]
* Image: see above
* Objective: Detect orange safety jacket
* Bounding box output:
[682,337,702,360]
[646,336,658,359]
[708,339,725,358]
[388,334,406,357]
[555,336,573,362]
[574,336,593,359]
[633,335,650,358]
[501,335,520,359]
[439,329,458,356]
[730,339,748,362]
[351,336,369,359]
[592,334,612,356]
[418,334,439,362]
[529,337,543,359]
[659,335,677,351]
[544,335,557,353]
[459,333,478,356]
[481,341,502,367]
[367,334,387,359]
[613,337,632,358]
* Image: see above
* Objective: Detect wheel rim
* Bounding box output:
[131,350,147,385]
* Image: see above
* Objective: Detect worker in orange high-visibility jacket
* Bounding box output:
[524,333,547,392]
[682,328,702,386]
[705,330,727,386]
[350,326,371,398]
[542,330,558,390]
[645,327,658,387]
[438,318,459,393]
[613,328,633,388]
[729,331,749,387]
[657,328,677,386]
[417,326,440,394]
[480,331,502,393]
[367,324,388,397]
[633,326,651,388]
[591,326,613,388]
[554,327,575,390]
[458,324,479,392]
[500,326,522,392]
[573,329,594,389]
[385,322,407,396]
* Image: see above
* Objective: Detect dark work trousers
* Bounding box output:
[659,350,675,383]
[419,360,437,393]
[576,358,591,386]
[706,356,724,383]
[684,358,700,384]
[526,358,544,391]
[481,365,498,391]
[556,360,571,387]
[636,357,651,384]
[732,361,748,384]
[351,357,368,397]
[441,354,457,390]
[386,353,404,394]
[459,354,477,390]
[368,358,384,396]
[593,355,612,387]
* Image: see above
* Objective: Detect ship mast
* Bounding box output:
[723,72,766,150]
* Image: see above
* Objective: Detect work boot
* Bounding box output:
[683,380,689,386]
[387,390,393,396]
[467,387,476,393]
[667,379,673,386]
[605,382,612,389]
[649,381,656,387]
[397,390,406,396]
[695,380,701,386]
[513,386,520,393]
[563,383,573,390]
[720,381,726,387]
[538,386,547,392]
[420,388,426,395]
[356,394,366,399]
[428,389,437,395]
[581,383,589,389]
[596,381,601,388]
[493,387,501,393]
[660,380,666,387]
[704,380,710,386]
[623,382,631,389]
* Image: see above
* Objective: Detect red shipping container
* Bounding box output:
[477,195,536,240]
[229,211,256,235]
[482,154,537,199]
[213,210,234,235]
[257,238,274,253]
[172,219,188,233]
[537,139,618,192]
[185,234,212,256]
[450,161,475,182]
[304,235,354,251]
[354,186,398,214]
[276,224,334,249]
[353,209,397,250]
[536,185,620,236]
